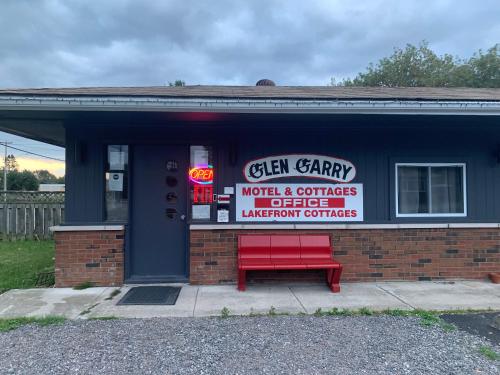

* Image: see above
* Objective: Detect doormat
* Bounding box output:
[117,286,181,305]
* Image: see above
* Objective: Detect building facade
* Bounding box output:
[0,86,499,286]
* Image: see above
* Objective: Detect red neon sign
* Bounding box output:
[189,165,213,185]
[193,185,213,203]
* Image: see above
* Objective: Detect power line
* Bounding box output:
[0,142,65,162]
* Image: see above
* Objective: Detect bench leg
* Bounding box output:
[325,269,334,287]
[237,269,246,291]
[329,266,342,293]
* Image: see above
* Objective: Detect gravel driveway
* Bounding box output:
[0,316,498,374]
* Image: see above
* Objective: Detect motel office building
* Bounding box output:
[0,86,499,287]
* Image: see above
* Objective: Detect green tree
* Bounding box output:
[465,45,500,87]
[33,169,59,184]
[168,80,186,87]
[336,42,499,88]
[3,170,39,191]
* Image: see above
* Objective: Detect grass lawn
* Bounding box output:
[0,316,65,332]
[0,240,54,292]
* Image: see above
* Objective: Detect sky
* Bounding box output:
[0,0,498,176]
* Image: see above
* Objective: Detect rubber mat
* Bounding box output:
[117,286,181,305]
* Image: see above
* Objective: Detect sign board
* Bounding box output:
[217,194,230,204]
[189,165,213,185]
[192,204,211,220]
[243,154,356,183]
[217,209,229,223]
[236,183,363,222]
[108,172,123,191]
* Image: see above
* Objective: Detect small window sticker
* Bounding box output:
[108,172,124,191]
[217,209,229,223]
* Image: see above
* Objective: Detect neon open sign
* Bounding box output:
[189,165,214,185]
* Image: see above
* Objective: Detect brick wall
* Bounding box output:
[189,228,500,284]
[54,230,124,287]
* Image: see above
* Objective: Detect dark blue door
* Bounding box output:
[128,144,188,282]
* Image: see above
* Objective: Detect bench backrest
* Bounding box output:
[270,235,301,262]
[238,235,332,262]
[238,235,271,261]
[299,235,332,261]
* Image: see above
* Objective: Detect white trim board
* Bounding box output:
[189,223,500,230]
[50,225,125,232]
[1,96,500,115]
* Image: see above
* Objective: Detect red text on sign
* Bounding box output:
[254,197,345,208]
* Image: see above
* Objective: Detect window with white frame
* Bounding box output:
[396,163,466,217]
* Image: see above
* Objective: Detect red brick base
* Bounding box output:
[54,230,124,287]
[189,228,500,284]
[53,227,500,287]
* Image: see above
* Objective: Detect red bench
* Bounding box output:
[237,234,343,293]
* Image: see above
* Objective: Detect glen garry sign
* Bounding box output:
[243,154,356,183]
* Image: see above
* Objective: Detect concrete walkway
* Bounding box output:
[0,281,499,319]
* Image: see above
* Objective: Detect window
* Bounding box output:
[105,145,129,221]
[189,145,214,221]
[396,163,466,217]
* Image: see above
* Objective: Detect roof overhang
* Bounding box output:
[1,95,500,116]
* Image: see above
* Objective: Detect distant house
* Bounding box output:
[39,183,65,192]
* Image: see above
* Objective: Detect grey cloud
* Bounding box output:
[0,0,498,87]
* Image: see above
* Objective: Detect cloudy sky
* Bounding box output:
[0,0,498,175]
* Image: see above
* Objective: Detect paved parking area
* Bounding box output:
[0,281,498,319]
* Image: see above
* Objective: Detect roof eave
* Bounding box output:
[0,95,500,115]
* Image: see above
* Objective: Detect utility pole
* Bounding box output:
[1,141,12,192]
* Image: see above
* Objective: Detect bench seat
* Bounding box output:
[237,234,343,293]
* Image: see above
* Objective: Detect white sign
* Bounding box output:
[192,205,211,220]
[108,172,123,191]
[236,183,363,222]
[217,194,230,204]
[243,154,356,183]
[193,149,209,165]
[217,209,229,223]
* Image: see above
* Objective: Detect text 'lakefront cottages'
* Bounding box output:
[0,84,499,287]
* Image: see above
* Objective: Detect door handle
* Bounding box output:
[180,214,186,221]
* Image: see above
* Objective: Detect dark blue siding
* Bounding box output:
[64,127,105,223]
[63,114,500,224]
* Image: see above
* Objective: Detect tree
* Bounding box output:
[2,170,39,191]
[33,169,59,184]
[5,154,18,171]
[168,80,186,87]
[335,42,500,88]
